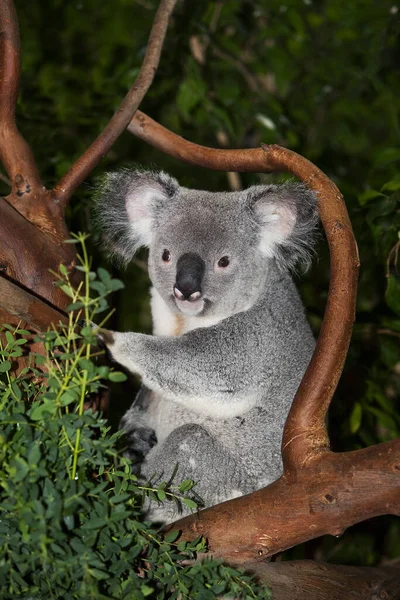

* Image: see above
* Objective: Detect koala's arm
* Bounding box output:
[100,323,270,418]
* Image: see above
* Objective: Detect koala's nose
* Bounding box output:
[174,252,205,301]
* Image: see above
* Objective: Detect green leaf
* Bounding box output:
[350,402,362,434]
[109,279,125,291]
[34,354,47,365]
[141,585,155,597]
[60,392,77,406]
[157,489,166,502]
[358,189,386,206]
[381,178,400,192]
[88,568,109,580]
[0,360,11,372]
[66,301,84,312]
[30,402,57,421]
[5,331,14,346]
[90,281,107,294]
[164,530,180,544]
[97,366,109,378]
[12,456,29,482]
[178,479,195,492]
[57,284,74,298]
[82,517,108,530]
[108,371,127,382]
[97,267,111,283]
[182,497,198,510]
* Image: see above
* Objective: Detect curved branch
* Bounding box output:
[127,111,360,468]
[51,0,178,211]
[0,0,42,197]
[128,111,268,170]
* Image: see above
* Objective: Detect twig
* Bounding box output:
[377,328,400,339]
[51,0,178,211]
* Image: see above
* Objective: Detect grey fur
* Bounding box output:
[94,169,318,523]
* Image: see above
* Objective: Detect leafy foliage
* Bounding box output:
[0,237,270,599]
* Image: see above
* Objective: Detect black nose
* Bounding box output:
[174,253,205,301]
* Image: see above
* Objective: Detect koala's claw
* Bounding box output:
[82,323,116,358]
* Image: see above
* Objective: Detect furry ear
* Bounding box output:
[247,182,319,271]
[94,168,179,264]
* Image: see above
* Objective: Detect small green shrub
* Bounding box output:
[0,234,270,599]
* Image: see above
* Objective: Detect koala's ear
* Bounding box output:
[94,168,179,264]
[247,182,319,271]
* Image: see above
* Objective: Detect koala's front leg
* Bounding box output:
[98,327,260,418]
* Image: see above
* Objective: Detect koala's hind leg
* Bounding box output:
[141,424,256,524]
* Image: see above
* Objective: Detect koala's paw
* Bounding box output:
[91,327,116,362]
[78,319,113,351]
[122,425,158,475]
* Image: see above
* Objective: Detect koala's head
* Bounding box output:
[95,169,318,318]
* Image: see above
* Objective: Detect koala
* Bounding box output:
[94,168,318,523]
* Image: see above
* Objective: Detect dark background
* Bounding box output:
[10,0,400,566]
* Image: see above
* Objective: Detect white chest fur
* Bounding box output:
[150,287,223,337]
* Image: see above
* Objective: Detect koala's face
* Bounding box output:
[95,169,318,319]
[148,191,266,317]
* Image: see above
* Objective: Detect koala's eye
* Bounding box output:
[217,256,230,268]
[162,249,172,263]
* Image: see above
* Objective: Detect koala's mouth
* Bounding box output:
[173,295,206,316]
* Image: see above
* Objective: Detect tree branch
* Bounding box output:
[165,440,400,563]
[128,111,360,468]
[0,275,67,331]
[0,0,42,198]
[51,0,178,211]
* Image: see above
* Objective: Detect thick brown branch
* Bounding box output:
[165,440,400,564]
[0,276,67,331]
[0,0,42,198]
[51,0,178,210]
[127,112,360,468]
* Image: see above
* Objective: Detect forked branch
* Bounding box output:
[51,0,178,210]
